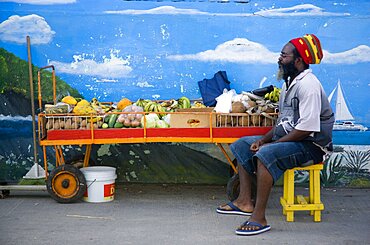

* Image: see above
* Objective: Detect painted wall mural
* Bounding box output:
[0,0,369,186]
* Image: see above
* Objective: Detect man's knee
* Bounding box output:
[256,159,273,179]
[256,159,265,170]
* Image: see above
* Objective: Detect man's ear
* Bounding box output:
[295,57,303,65]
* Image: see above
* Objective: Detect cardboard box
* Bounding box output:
[170,108,216,128]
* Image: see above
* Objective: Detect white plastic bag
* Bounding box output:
[214,89,237,113]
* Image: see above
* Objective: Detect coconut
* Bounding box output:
[264,107,275,113]
[231,101,246,113]
[217,114,231,126]
[53,121,60,130]
[45,120,52,130]
[251,114,260,126]
[80,119,87,127]
[230,116,238,126]
[246,100,257,108]
[238,115,251,127]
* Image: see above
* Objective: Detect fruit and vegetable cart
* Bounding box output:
[35,68,278,204]
[0,38,280,202]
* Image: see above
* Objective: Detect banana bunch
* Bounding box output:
[160,99,178,112]
[136,97,191,113]
[90,97,112,113]
[143,101,166,118]
[135,99,152,109]
[191,101,206,108]
[177,96,191,109]
[264,87,281,103]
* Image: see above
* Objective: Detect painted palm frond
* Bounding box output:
[342,150,370,173]
[321,154,346,187]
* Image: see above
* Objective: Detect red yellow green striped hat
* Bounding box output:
[290,34,323,64]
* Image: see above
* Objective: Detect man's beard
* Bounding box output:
[277,61,298,82]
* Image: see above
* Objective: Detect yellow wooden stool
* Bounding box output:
[280,163,324,222]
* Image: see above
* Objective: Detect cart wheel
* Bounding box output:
[1,190,10,199]
[226,174,257,202]
[227,173,240,201]
[47,164,86,203]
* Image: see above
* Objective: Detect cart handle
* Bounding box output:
[37,65,56,111]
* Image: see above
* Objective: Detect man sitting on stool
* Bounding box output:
[216,34,334,236]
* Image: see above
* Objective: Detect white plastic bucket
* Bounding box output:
[80,166,117,203]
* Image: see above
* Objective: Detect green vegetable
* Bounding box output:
[108,114,118,128]
[114,122,124,128]
[104,114,112,123]
[156,120,169,128]
[141,113,159,128]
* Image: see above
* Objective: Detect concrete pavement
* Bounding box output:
[1,184,369,245]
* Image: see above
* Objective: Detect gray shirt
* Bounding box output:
[274,69,335,151]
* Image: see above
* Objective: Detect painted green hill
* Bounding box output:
[0,47,81,102]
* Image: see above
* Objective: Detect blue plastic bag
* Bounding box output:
[198,71,231,107]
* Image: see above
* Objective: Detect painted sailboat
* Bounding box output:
[328,80,368,131]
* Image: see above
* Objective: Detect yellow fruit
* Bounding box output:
[73,105,96,115]
[61,96,77,105]
[76,99,90,107]
[117,98,132,110]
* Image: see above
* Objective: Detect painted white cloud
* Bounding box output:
[167,38,370,65]
[323,45,370,64]
[254,4,349,17]
[0,0,76,4]
[93,78,118,83]
[0,14,55,44]
[136,81,154,88]
[105,6,211,16]
[105,4,349,17]
[167,38,279,64]
[49,51,133,78]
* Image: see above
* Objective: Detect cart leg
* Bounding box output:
[58,146,65,164]
[54,145,65,167]
[54,146,60,167]
[83,144,92,168]
[216,143,238,174]
[42,146,48,177]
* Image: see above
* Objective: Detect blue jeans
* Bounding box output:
[230,136,324,183]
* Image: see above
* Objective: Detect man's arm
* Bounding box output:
[274,129,312,142]
[260,128,274,144]
[251,128,312,152]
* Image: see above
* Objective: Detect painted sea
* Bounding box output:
[332,125,370,145]
[1,115,369,145]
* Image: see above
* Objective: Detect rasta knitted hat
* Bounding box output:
[290,34,323,65]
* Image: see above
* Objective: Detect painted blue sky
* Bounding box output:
[0,0,369,124]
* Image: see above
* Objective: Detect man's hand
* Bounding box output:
[250,128,274,152]
[250,139,265,152]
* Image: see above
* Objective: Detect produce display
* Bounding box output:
[217,87,280,127]
[264,87,282,103]
[42,96,193,130]
[42,87,280,131]
[116,105,143,128]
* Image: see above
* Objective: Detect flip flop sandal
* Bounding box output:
[216,202,252,216]
[235,221,271,236]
